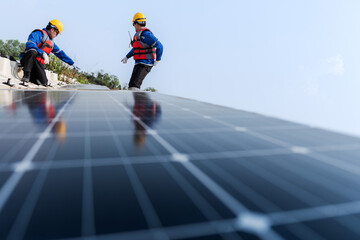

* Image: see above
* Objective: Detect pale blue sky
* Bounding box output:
[1,0,360,136]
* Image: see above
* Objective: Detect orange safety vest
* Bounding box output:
[34,29,54,64]
[132,28,156,60]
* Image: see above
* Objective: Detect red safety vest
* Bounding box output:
[34,29,54,64]
[132,28,156,60]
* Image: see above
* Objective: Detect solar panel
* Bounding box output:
[0,89,360,240]
[60,84,110,90]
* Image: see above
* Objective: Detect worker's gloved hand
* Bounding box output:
[153,60,160,67]
[42,53,49,65]
[121,57,128,64]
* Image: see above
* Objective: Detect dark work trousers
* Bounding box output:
[20,50,48,86]
[129,64,152,88]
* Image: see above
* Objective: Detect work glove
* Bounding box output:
[121,57,128,64]
[42,52,49,65]
[153,60,160,67]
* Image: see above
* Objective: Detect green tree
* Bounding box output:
[108,75,121,90]
[0,40,25,59]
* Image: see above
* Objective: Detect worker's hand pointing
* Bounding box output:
[121,57,128,64]
[42,53,49,65]
[153,61,160,67]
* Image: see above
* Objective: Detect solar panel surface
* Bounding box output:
[0,89,360,240]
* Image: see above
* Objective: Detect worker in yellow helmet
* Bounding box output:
[20,20,75,86]
[121,13,163,90]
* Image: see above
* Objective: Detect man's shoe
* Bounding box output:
[21,72,30,82]
[21,76,30,83]
[35,79,47,86]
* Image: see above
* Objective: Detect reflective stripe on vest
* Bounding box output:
[33,29,54,64]
[132,28,156,60]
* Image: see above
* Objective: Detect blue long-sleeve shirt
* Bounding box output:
[126,29,163,66]
[21,28,74,65]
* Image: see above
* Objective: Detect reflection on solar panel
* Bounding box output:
[60,84,110,90]
[0,89,360,240]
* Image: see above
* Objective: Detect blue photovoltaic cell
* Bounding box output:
[0,171,38,239]
[23,168,83,240]
[92,165,148,234]
[0,89,360,240]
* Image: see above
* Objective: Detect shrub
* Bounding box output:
[144,87,157,92]
[47,55,121,89]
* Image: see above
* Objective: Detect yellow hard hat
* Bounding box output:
[49,19,63,34]
[132,12,146,24]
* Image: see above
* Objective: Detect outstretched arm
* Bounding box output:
[52,43,74,65]
[126,49,134,59]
